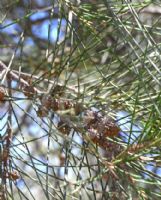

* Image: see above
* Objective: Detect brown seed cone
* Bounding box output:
[57,120,71,135]
[23,85,35,98]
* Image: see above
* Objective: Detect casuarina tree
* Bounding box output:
[0,0,161,199]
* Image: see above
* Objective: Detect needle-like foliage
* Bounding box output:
[0,0,161,199]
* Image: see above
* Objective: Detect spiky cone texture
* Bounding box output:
[84,110,122,160]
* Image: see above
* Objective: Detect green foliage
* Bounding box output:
[0,0,161,199]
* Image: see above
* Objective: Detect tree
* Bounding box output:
[0,0,161,199]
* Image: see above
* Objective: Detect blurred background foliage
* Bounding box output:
[0,0,161,199]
